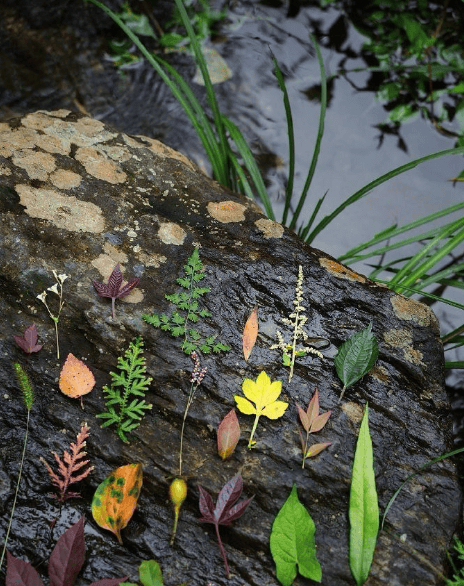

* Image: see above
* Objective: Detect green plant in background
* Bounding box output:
[87,0,464,370]
[0,364,34,572]
[96,336,153,443]
[445,537,464,586]
[142,247,229,354]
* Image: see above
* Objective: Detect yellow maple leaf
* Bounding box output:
[234,371,288,448]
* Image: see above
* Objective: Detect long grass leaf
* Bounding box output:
[305,146,464,244]
[221,116,275,219]
[173,0,229,179]
[349,404,378,586]
[415,261,464,290]
[270,51,295,226]
[299,191,328,241]
[392,223,464,291]
[290,34,327,231]
[339,201,464,262]
[372,280,464,310]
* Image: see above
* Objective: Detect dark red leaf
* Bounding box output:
[296,403,310,433]
[217,410,240,460]
[198,484,215,522]
[106,265,123,297]
[220,496,254,525]
[214,474,243,523]
[116,278,140,299]
[89,576,129,586]
[13,324,42,354]
[6,551,44,586]
[91,265,140,318]
[48,517,86,586]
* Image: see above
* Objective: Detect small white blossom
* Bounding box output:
[47,284,59,295]
[37,292,47,303]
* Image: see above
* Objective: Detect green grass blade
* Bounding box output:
[221,115,275,219]
[304,146,464,244]
[270,50,295,226]
[372,280,464,311]
[290,33,327,231]
[173,0,230,179]
[415,261,464,290]
[349,404,379,586]
[445,361,464,368]
[339,201,464,263]
[299,191,328,241]
[391,222,464,291]
[381,446,464,530]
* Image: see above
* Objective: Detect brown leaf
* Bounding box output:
[242,306,258,361]
[217,409,240,460]
[305,442,331,459]
[59,354,95,401]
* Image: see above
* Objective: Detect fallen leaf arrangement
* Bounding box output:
[4,250,381,586]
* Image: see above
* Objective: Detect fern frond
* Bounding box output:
[96,337,152,443]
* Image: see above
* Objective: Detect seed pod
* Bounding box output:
[169,477,187,545]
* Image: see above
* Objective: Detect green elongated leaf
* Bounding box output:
[335,323,379,402]
[139,560,163,586]
[270,484,322,585]
[349,404,379,586]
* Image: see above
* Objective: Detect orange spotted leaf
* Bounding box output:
[91,463,143,544]
[243,306,258,361]
[59,354,95,399]
[217,409,240,460]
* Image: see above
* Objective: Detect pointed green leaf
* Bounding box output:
[270,484,322,585]
[334,323,379,399]
[349,404,379,586]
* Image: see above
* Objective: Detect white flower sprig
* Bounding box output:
[271,265,323,382]
[37,270,68,359]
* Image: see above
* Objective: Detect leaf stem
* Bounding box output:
[215,522,230,578]
[248,412,260,449]
[179,383,196,476]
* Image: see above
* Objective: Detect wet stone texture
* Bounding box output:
[0,110,461,586]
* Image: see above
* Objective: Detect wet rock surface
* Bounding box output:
[0,110,461,585]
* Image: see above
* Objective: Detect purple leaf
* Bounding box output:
[48,516,86,586]
[89,576,129,586]
[197,474,252,578]
[198,484,215,522]
[219,496,254,525]
[6,551,44,586]
[91,265,140,319]
[13,324,42,354]
[214,474,243,523]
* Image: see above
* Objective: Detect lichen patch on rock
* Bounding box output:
[157,222,187,245]
[319,257,366,282]
[16,184,105,232]
[255,217,284,238]
[136,135,198,172]
[75,146,127,184]
[207,200,246,223]
[0,127,39,157]
[390,294,438,329]
[383,328,424,366]
[50,169,82,189]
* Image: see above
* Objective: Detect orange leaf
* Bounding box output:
[242,306,258,361]
[91,463,143,544]
[217,409,240,460]
[59,353,95,399]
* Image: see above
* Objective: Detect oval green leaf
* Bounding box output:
[334,323,379,401]
[270,484,322,585]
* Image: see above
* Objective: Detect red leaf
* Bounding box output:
[306,388,320,424]
[215,474,244,523]
[89,576,129,586]
[6,551,44,586]
[48,516,86,586]
[310,411,332,433]
[296,403,310,432]
[217,410,240,460]
[13,324,42,354]
[198,484,215,522]
[242,306,258,361]
[220,495,254,525]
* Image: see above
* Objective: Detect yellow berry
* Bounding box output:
[169,477,187,508]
